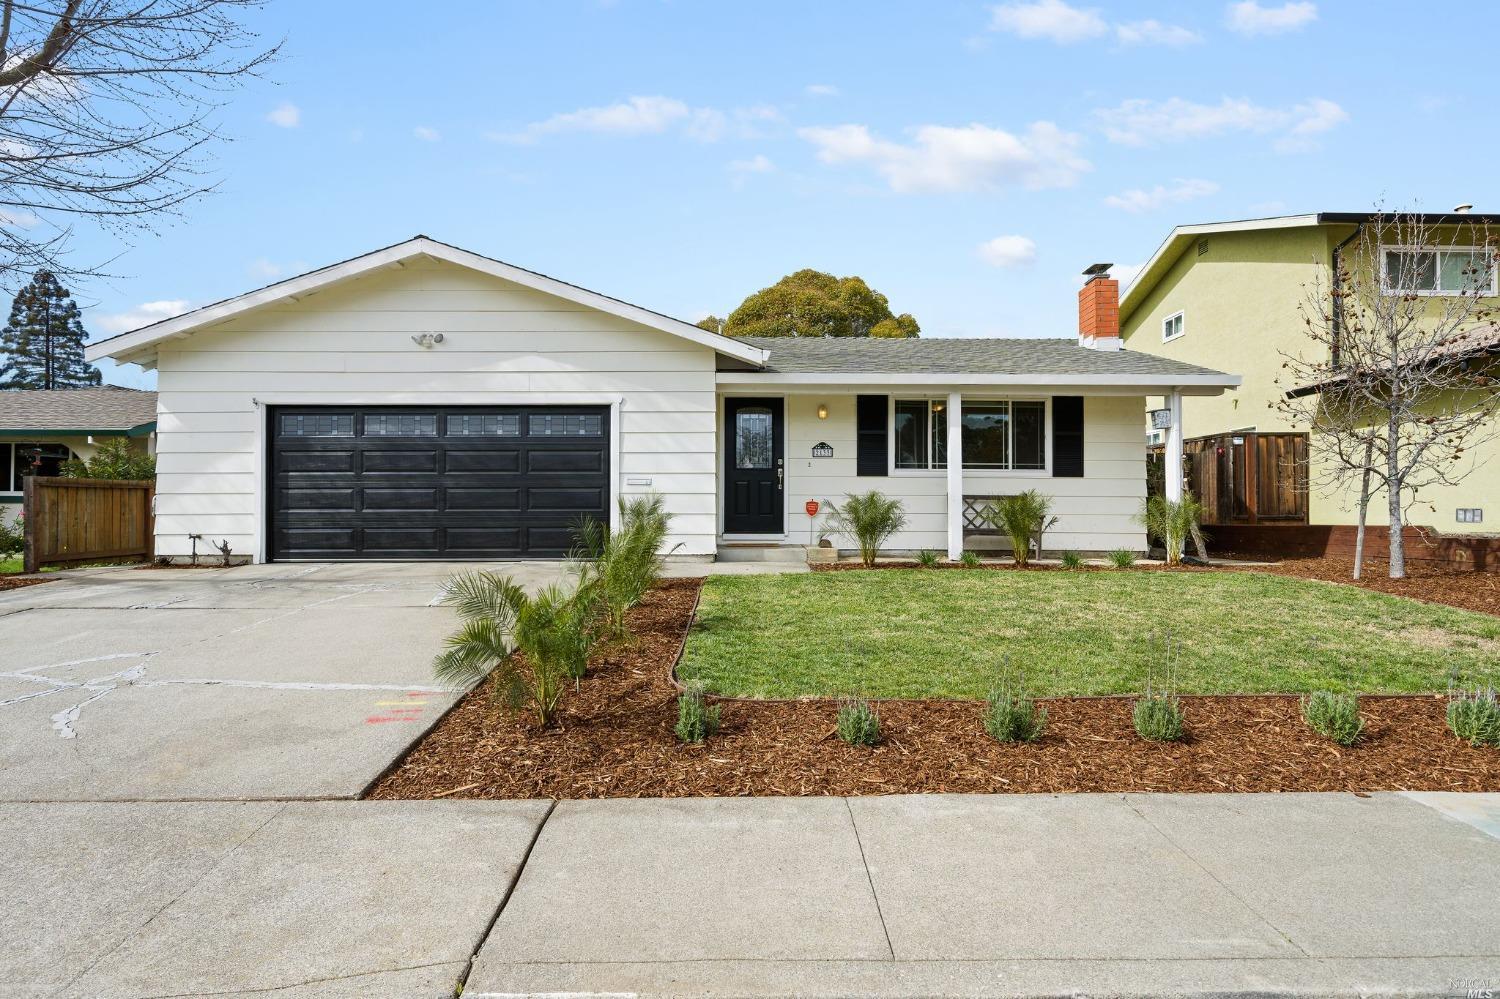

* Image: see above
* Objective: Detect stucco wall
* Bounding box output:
[151,257,720,560]
[1122,224,1500,530]
[735,393,1149,554]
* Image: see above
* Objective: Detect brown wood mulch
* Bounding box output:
[1231,555,1500,618]
[0,575,46,591]
[368,576,1500,801]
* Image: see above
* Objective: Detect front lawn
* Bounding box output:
[678,569,1500,698]
[0,556,20,575]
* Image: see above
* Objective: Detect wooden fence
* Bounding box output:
[22,476,154,573]
[1149,432,1308,525]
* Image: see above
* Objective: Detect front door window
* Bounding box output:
[735,407,773,469]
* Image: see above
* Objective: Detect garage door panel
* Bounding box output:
[447,487,521,511]
[270,405,608,560]
[445,450,520,473]
[362,450,439,473]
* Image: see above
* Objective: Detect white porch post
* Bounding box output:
[946,391,963,561]
[1164,389,1184,502]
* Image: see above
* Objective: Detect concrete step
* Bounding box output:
[716,544,808,564]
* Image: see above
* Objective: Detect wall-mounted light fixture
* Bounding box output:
[816,402,828,420]
[411,332,445,348]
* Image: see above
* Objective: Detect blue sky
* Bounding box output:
[69,0,1492,388]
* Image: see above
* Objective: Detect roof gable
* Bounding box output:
[85,237,768,368]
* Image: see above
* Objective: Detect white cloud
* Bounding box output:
[989,0,1107,43]
[266,102,300,128]
[247,258,282,279]
[1115,19,1202,45]
[798,120,1089,193]
[1113,262,1145,290]
[0,208,40,228]
[1226,2,1316,35]
[977,235,1037,268]
[413,125,441,142]
[805,83,840,97]
[494,96,776,144]
[1096,96,1346,149]
[729,154,775,174]
[1104,178,1219,213]
[94,300,191,335]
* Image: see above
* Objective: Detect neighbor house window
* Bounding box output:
[1382,246,1497,296]
[1162,311,1185,343]
[6,442,73,492]
[892,400,1044,471]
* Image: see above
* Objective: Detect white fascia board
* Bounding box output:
[85,237,768,368]
[716,371,1240,389]
[1120,214,1322,317]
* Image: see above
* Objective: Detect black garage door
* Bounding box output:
[269,406,609,560]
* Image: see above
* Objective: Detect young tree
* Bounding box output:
[0,268,99,388]
[1278,212,1500,579]
[719,269,920,338]
[0,1,279,280]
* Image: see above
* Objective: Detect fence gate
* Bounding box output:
[1148,432,1308,526]
[22,476,154,573]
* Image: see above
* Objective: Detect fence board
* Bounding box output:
[22,477,154,573]
[1149,432,1308,525]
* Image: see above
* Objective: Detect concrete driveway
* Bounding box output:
[0,561,570,801]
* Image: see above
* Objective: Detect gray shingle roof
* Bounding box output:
[734,336,1233,378]
[0,387,158,432]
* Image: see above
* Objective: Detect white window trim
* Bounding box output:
[4,440,75,494]
[1161,310,1186,344]
[1380,244,1498,297]
[887,396,1051,477]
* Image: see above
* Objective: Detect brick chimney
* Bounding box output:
[1078,263,1121,351]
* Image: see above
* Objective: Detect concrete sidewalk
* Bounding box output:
[6,792,1497,998]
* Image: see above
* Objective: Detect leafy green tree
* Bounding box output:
[0,271,101,389]
[721,269,920,338]
[695,315,725,334]
[61,438,156,480]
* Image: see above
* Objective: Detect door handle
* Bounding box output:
[776,462,784,489]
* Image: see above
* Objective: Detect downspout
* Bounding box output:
[1330,221,1363,367]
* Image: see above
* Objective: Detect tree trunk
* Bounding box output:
[1386,417,1405,579]
[1353,439,1374,581]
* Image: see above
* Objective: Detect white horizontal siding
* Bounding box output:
[151,258,718,559]
[775,394,1148,553]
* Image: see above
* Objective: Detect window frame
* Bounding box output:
[5,440,76,494]
[887,397,1051,476]
[1161,309,1185,344]
[1381,244,1498,297]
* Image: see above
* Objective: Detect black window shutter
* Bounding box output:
[856,395,888,476]
[1052,396,1084,478]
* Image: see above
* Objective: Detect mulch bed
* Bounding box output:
[1232,555,1500,618]
[0,576,46,591]
[369,576,1500,800]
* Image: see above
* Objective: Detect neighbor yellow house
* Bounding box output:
[1118,212,1500,535]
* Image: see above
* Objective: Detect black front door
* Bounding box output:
[724,397,783,534]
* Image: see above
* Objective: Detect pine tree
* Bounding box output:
[0,271,102,390]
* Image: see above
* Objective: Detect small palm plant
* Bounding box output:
[1138,494,1204,567]
[572,494,674,640]
[826,491,906,568]
[981,490,1056,567]
[434,573,595,727]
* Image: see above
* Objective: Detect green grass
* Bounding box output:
[678,569,1500,699]
[0,556,20,575]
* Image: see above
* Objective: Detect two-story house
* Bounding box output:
[1116,211,1500,563]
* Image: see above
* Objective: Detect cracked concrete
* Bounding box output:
[0,561,572,801]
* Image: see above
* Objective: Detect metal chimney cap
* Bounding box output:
[1082,262,1113,276]
[1454,204,1474,214]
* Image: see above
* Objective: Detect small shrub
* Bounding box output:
[0,512,22,562]
[674,681,721,743]
[916,549,940,568]
[1447,684,1500,747]
[958,549,981,568]
[1108,548,1135,568]
[1301,690,1364,746]
[1060,550,1083,570]
[826,491,907,568]
[980,490,1056,567]
[60,437,156,480]
[1133,695,1185,742]
[836,697,881,746]
[984,680,1047,743]
[1138,494,1204,566]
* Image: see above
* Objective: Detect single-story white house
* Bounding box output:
[85,238,1238,563]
